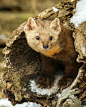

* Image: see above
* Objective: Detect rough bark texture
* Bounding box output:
[1,0,86,106]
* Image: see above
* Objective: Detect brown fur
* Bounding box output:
[24,17,80,89]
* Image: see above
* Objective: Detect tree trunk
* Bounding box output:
[2,0,86,106]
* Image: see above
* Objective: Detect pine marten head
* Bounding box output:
[24,17,65,54]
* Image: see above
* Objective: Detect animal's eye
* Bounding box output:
[50,36,52,40]
[36,36,40,40]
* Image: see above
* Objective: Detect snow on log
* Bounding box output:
[1,0,86,107]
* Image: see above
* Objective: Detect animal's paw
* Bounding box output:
[58,77,74,89]
[36,74,55,88]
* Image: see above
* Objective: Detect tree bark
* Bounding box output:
[1,0,86,106]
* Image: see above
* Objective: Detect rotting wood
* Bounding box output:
[1,0,86,106]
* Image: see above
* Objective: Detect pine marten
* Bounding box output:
[24,17,80,89]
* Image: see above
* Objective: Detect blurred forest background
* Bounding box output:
[0,0,62,98]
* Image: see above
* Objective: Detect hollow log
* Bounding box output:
[1,0,86,106]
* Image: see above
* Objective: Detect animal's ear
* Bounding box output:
[50,18,61,32]
[24,17,37,32]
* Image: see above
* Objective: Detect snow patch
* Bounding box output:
[52,7,60,12]
[29,72,63,96]
[0,99,12,107]
[0,99,42,107]
[70,0,86,27]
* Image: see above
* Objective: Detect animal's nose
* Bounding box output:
[43,44,48,49]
